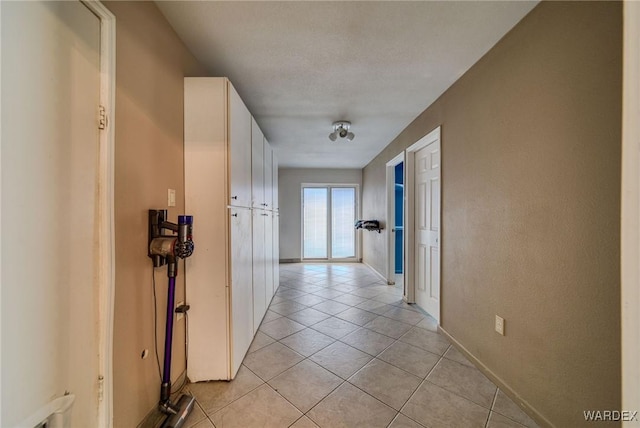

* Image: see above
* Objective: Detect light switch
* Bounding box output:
[495,315,505,335]
[168,189,176,207]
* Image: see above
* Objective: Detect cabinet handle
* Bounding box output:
[261,213,268,216]
[231,213,238,217]
[261,203,268,207]
[231,196,238,200]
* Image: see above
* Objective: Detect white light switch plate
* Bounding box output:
[495,315,505,335]
[168,189,176,207]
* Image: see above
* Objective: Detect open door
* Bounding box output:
[405,127,441,321]
[1,2,115,426]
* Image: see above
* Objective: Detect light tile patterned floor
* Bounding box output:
[178,263,539,428]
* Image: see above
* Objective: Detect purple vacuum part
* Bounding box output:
[162,276,177,387]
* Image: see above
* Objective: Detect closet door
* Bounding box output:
[228,83,252,208]
[251,119,265,209]
[264,143,273,211]
[230,207,253,377]
[273,211,280,292]
[272,154,279,292]
[252,209,267,331]
[265,210,274,301]
[272,152,279,212]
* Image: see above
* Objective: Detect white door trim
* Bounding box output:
[0,2,4,420]
[621,0,640,421]
[405,126,441,316]
[80,2,115,427]
[386,152,405,285]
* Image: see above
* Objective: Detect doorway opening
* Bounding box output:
[302,185,358,261]
[394,163,404,278]
[386,153,405,291]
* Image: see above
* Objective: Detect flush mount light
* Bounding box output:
[329,121,355,142]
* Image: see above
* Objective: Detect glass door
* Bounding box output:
[302,187,328,259]
[302,185,357,260]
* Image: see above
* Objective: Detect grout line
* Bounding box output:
[484,388,500,428]
[194,265,456,427]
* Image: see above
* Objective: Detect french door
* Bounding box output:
[302,185,357,260]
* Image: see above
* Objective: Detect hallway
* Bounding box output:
[179,263,538,428]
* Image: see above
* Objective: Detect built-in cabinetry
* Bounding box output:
[184,77,279,382]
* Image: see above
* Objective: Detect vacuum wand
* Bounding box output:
[148,210,196,427]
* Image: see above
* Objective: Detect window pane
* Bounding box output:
[303,188,327,258]
[331,188,355,258]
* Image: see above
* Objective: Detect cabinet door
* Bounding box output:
[251,119,265,209]
[252,209,267,332]
[264,142,273,211]
[273,212,280,293]
[228,83,252,208]
[265,210,274,302]
[230,207,253,377]
[272,152,279,212]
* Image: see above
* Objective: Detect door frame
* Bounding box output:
[386,152,405,285]
[300,183,360,261]
[0,1,115,425]
[404,126,441,320]
[80,2,116,427]
[622,0,640,419]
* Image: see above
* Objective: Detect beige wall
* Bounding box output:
[103,2,206,426]
[279,168,363,261]
[362,2,621,427]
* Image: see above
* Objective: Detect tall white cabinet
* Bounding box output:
[184,77,279,381]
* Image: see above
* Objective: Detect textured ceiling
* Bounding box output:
[156,1,538,168]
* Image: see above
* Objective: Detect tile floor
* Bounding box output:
[178,263,539,428]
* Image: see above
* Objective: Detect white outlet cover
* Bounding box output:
[495,315,505,335]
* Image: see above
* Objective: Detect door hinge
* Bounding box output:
[98,105,107,130]
[98,375,104,402]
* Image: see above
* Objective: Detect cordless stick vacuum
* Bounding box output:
[148,210,195,428]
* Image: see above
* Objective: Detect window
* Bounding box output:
[302,185,357,260]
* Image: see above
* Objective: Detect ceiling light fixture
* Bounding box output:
[329,121,355,142]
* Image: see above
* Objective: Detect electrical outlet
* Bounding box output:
[495,315,505,335]
[168,189,176,207]
[176,301,185,321]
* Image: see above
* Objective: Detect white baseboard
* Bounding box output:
[438,327,553,428]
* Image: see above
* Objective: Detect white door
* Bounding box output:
[228,82,252,208]
[1,1,102,426]
[273,212,280,292]
[265,211,274,301]
[230,207,253,378]
[414,140,441,319]
[264,143,273,210]
[251,119,265,209]
[252,209,267,331]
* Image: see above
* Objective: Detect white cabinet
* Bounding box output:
[184,77,279,381]
[273,211,280,290]
[265,210,275,301]
[272,153,280,290]
[264,143,273,211]
[272,151,279,212]
[263,144,275,302]
[230,207,254,373]
[229,86,252,208]
[251,125,279,323]
[251,119,265,209]
[252,208,267,332]
[184,77,254,381]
